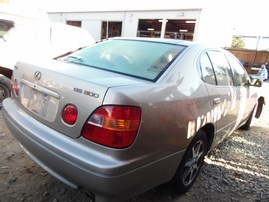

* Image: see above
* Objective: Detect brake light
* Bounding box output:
[82,106,141,148]
[62,105,78,125]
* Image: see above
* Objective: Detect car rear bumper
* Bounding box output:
[2,98,184,202]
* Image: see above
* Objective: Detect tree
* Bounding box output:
[231,36,245,49]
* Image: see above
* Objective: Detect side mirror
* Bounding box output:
[249,78,262,87]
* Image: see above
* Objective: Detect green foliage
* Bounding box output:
[231,36,245,49]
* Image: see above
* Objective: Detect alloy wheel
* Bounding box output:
[182,140,205,186]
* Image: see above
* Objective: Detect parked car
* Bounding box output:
[2,37,264,202]
[250,64,268,81]
[0,4,95,107]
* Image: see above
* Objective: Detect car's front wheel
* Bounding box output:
[172,130,208,194]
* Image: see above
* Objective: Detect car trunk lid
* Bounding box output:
[13,59,144,139]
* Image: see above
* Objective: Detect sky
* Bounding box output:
[225,1,269,36]
[6,0,269,36]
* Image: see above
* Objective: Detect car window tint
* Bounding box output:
[227,55,249,86]
[63,39,186,81]
[207,51,233,86]
[199,52,217,85]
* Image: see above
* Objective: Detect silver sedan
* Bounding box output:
[2,37,264,202]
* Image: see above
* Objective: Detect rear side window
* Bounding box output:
[200,52,217,85]
[62,39,186,81]
[207,51,233,86]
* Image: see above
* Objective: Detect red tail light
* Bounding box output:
[82,106,141,148]
[62,105,78,125]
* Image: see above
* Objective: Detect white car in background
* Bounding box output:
[0,3,95,107]
[250,64,268,81]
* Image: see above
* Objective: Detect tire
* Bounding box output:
[239,106,255,130]
[0,76,11,109]
[171,130,208,194]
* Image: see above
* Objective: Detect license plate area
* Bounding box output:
[20,83,59,122]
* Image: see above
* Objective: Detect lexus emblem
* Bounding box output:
[34,71,42,81]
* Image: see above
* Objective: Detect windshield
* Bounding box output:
[62,39,186,81]
[0,19,14,38]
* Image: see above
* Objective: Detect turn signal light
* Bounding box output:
[82,106,141,148]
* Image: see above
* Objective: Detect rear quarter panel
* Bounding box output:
[103,45,212,165]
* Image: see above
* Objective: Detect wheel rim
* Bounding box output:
[182,140,205,186]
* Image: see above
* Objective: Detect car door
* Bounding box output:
[199,50,237,146]
[226,54,256,125]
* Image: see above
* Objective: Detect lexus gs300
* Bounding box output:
[2,37,264,202]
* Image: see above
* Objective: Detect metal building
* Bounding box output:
[45,0,234,47]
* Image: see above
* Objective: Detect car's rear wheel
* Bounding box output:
[172,130,208,194]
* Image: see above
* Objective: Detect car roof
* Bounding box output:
[109,37,232,60]
[108,37,227,54]
[110,37,197,47]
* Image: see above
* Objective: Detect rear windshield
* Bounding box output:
[62,39,186,81]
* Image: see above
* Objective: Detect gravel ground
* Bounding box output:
[0,82,268,202]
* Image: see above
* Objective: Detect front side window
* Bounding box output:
[207,51,233,86]
[227,55,249,86]
[62,39,186,81]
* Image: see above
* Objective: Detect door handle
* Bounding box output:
[213,98,221,105]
